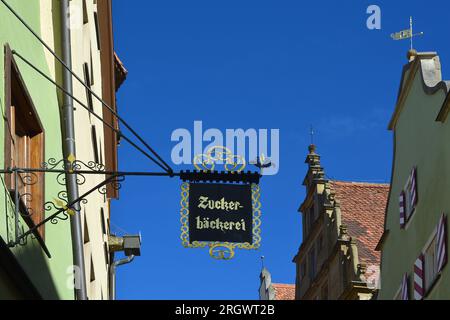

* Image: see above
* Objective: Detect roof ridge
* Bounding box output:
[330,180,389,187]
[272,283,295,287]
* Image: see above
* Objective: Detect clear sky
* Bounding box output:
[111,0,450,299]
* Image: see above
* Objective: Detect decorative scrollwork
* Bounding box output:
[209,243,235,260]
[19,192,34,218]
[45,192,88,225]
[71,160,106,172]
[18,172,39,186]
[97,176,125,195]
[41,158,65,170]
[193,146,246,172]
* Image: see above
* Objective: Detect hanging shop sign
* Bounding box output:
[180,146,262,260]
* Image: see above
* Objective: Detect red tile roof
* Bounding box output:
[330,181,389,267]
[272,283,295,300]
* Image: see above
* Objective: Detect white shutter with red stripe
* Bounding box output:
[410,167,418,210]
[414,254,425,300]
[436,214,447,273]
[401,273,409,300]
[399,191,406,228]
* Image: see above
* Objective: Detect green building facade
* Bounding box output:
[378,50,450,300]
[0,0,74,299]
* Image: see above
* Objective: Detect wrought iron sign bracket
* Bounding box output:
[0,157,176,258]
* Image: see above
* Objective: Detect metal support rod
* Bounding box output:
[60,0,87,300]
[11,174,121,247]
[12,51,170,174]
[0,0,173,174]
[14,171,19,244]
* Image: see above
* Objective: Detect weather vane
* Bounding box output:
[391,17,424,50]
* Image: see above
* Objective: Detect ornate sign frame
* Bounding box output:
[179,146,262,260]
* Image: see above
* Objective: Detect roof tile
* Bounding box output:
[330,181,389,267]
[272,283,295,300]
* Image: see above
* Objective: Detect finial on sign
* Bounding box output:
[391,16,424,50]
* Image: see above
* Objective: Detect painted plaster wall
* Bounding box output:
[379,57,450,299]
[69,0,110,300]
[0,0,74,299]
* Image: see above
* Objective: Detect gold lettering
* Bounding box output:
[196,216,203,229]
[196,196,243,211]
[198,196,209,209]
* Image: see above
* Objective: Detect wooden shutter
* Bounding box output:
[410,167,418,209]
[436,214,447,273]
[399,191,406,228]
[414,254,425,300]
[401,273,409,300]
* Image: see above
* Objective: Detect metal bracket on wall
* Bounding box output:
[0,157,177,258]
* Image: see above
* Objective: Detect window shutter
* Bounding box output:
[414,254,425,300]
[401,273,409,300]
[399,191,406,228]
[436,213,447,273]
[410,167,418,209]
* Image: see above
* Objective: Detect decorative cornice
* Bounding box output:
[389,52,450,130]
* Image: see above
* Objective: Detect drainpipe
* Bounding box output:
[60,0,87,300]
[109,255,135,300]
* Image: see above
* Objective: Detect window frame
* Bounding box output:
[4,44,46,239]
[403,167,417,224]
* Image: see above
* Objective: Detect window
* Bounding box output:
[91,125,99,164]
[82,0,88,24]
[100,208,106,235]
[103,242,109,265]
[4,45,45,238]
[83,62,94,115]
[93,12,101,51]
[424,234,438,292]
[404,168,418,222]
[423,214,447,293]
[394,273,409,300]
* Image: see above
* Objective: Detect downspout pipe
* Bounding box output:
[60,0,87,300]
[109,255,135,300]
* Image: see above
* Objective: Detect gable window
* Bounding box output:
[4,45,45,238]
[399,167,418,228]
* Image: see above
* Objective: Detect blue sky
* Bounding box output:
[111,0,450,299]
